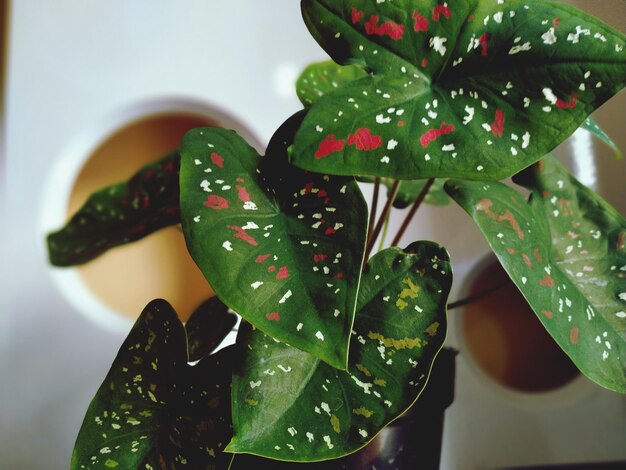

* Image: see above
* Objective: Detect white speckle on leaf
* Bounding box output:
[316,331,325,341]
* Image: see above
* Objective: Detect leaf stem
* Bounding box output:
[391,178,434,247]
[447,281,508,310]
[367,177,381,245]
[377,209,392,252]
[364,180,400,264]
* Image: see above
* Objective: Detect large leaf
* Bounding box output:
[358,176,450,209]
[226,242,451,461]
[185,297,238,363]
[581,116,622,159]
[180,112,368,370]
[446,156,626,392]
[71,299,234,469]
[297,60,367,107]
[48,152,181,266]
[291,0,626,180]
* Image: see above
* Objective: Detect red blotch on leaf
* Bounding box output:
[317,190,328,198]
[540,275,555,288]
[541,310,554,320]
[570,327,579,345]
[314,253,328,263]
[479,32,490,57]
[553,17,561,29]
[266,312,281,321]
[236,177,245,183]
[204,195,229,210]
[325,227,337,235]
[348,128,383,151]
[236,185,251,203]
[491,109,505,137]
[420,122,455,148]
[432,4,451,21]
[227,225,258,246]
[276,266,289,279]
[421,58,428,67]
[352,7,364,24]
[315,135,346,159]
[364,16,405,40]
[333,273,344,279]
[211,152,224,168]
[255,254,271,263]
[556,94,578,109]
[412,11,429,31]
[268,266,276,273]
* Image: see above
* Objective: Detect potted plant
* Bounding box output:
[47,0,625,468]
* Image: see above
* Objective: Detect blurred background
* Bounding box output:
[1,1,625,468]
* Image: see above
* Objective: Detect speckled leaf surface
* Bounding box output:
[446,157,626,392]
[226,242,451,461]
[582,116,622,159]
[185,297,237,363]
[292,0,626,180]
[71,300,234,470]
[359,176,450,209]
[297,60,367,107]
[47,152,181,266]
[180,112,367,370]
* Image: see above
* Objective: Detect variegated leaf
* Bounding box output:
[71,299,234,470]
[48,152,181,266]
[291,0,626,180]
[446,156,626,392]
[226,242,451,461]
[180,112,368,370]
[297,60,367,107]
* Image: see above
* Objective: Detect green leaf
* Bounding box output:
[180,112,368,370]
[47,152,181,266]
[71,299,234,470]
[226,242,451,461]
[581,116,622,159]
[185,297,238,363]
[446,156,626,392]
[291,0,626,180]
[358,176,450,208]
[297,60,367,107]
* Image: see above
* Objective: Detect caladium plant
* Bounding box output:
[48,0,626,467]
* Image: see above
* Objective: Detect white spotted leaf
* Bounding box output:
[71,299,235,470]
[226,242,451,461]
[47,152,181,266]
[446,156,626,392]
[291,0,626,180]
[180,112,368,370]
[297,60,367,107]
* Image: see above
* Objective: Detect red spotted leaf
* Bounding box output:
[71,300,234,469]
[291,0,626,180]
[446,156,626,392]
[226,242,451,461]
[47,152,181,266]
[180,112,368,370]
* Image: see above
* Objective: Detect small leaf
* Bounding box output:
[180,112,368,370]
[297,60,367,107]
[48,152,181,266]
[292,0,626,180]
[581,116,622,159]
[358,176,450,208]
[186,297,238,363]
[226,242,451,461]
[71,299,234,469]
[446,156,626,392]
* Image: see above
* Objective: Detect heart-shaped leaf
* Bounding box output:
[358,176,450,209]
[71,299,234,470]
[291,0,626,180]
[180,112,368,370]
[226,242,451,461]
[581,116,622,159]
[48,152,181,266]
[446,156,626,392]
[186,297,238,363]
[297,60,367,107]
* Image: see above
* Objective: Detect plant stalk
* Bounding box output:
[391,178,435,247]
[364,180,400,264]
[367,177,381,245]
[447,281,508,310]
